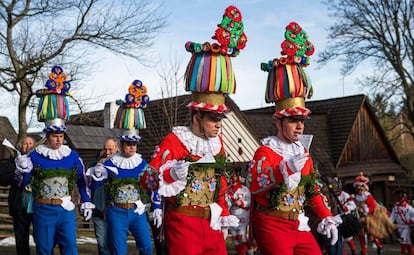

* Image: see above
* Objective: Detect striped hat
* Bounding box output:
[36,65,71,132]
[184,5,247,116]
[113,80,149,142]
[261,22,314,119]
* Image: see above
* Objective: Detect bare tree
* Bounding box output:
[319,0,414,138]
[0,0,167,142]
[143,51,190,148]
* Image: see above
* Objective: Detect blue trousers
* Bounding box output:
[107,206,152,255]
[33,202,77,255]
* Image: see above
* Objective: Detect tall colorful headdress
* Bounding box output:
[261,22,315,118]
[184,5,247,116]
[37,65,71,132]
[113,80,149,142]
[353,172,370,191]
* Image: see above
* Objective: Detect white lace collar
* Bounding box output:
[261,136,305,157]
[35,144,72,160]
[355,191,371,202]
[109,152,143,169]
[172,126,221,157]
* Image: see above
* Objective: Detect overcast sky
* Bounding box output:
[2,0,372,131]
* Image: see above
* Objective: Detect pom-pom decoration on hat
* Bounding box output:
[353,172,370,191]
[184,5,247,115]
[36,65,71,132]
[114,80,149,142]
[261,22,314,119]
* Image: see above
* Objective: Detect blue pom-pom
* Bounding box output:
[51,65,63,74]
[45,80,57,90]
[125,94,135,104]
[132,80,143,88]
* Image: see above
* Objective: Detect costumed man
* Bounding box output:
[14,66,94,255]
[307,176,345,255]
[335,179,358,255]
[140,5,246,255]
[390,193,414,255]
[247,22,342,255]
[354,172,396,255]
[227,168,253,255]
[87,80,161,255]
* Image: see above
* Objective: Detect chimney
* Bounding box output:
[103,102,119,129]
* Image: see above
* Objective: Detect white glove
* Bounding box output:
[80,202,96,221]
[83,208,93,221]
[325,223,338,246]
[134,200,146,215]
[152,208,162,228]
[15,154,33,173]
[86,163,108,181]
[60,196,75,211]
[170,160,190,181]
[317,216,341,245]
[286,153,309,173]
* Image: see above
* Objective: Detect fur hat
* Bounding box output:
[184,5,247,117]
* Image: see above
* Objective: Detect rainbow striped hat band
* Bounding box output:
[113,80,150,142]
[37,65,71,132]
[184,5,247,115]
[261,22,315,118]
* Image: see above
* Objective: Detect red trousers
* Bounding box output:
[252,211,322,255]
[164,210,227,255]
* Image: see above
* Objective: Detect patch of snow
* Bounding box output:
[0,235,100,246]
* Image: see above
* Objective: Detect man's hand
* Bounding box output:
[325,223,338,245]
[15,154,33,173]
[152,208,162,228]
[170,160,190,181]
[83,208,93,221]
[80,202,96,221]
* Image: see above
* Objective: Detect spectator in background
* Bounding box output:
[8,136,36,255]
[89,137,118,255]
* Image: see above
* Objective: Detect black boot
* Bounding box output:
[377,247,383,255]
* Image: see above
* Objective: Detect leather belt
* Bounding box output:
[114,203,136,209]
[35,198,63,205]
[168,204,211,219]
[256,204,299,220]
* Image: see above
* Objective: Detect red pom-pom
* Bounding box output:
[286,22,302,34]
[214,27,231,47]
[224,6,242,22]
[281,40,297,56]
